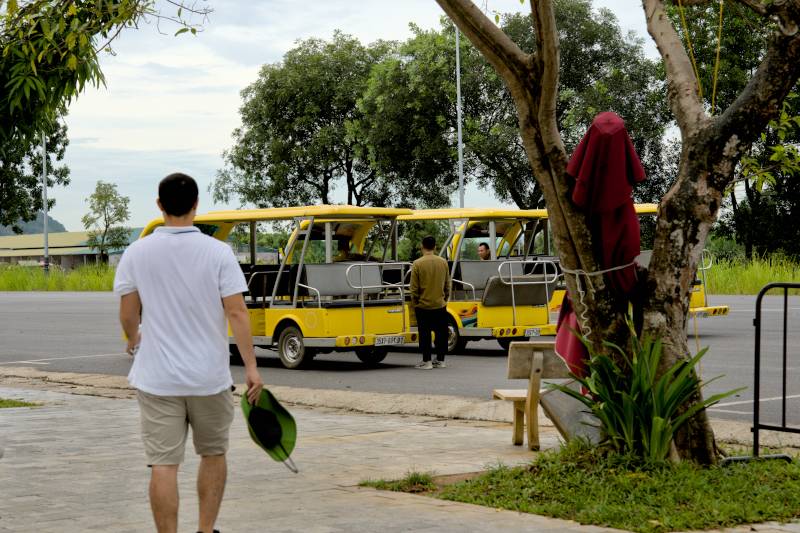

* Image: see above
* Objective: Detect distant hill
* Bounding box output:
[0,212,67,236]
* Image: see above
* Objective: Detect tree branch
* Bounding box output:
[434,0,531,87]
[531,0,563,156]
[642,0,707,136]
[711,31,800,189]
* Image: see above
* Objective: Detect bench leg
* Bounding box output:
[512,401,524,446]
[526,395,540,451]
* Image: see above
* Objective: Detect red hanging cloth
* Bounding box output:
[555,112,646,377]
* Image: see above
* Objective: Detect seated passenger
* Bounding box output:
[478,242,491,261]
[334,238,360,262]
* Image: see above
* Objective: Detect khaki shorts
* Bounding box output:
[137,389,234,466]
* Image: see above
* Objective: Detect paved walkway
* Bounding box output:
[1,386,799,533]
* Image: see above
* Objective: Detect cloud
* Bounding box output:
[57,0,652,231]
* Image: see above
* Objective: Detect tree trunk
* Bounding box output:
[437,0,800,464]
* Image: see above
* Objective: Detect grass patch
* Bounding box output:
[365,444,800,533]
[360,471,437,493]
[0,398,36,408]
[706,255,800,295]
[0,264,114,291]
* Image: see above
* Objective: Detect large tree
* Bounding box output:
[435,0,800,464]
[1,0,205,226]
[213,33,398,208]
[359,4,669,209]
[0,120,70,231]
[672,3,800,258]
[82,180,131,262]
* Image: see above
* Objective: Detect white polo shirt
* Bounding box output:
[113,226,248,396]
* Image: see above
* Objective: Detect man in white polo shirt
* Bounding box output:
[114,173,263,533]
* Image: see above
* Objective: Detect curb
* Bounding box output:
[2,366,798,450]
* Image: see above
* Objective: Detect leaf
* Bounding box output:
[67,3,77,17]
[174,27,189,37]
[66,54,78,70]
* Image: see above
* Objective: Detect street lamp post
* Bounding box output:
[41,132,49,274]
[455,27,465,209]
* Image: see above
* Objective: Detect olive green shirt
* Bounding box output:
[410,253,451,309]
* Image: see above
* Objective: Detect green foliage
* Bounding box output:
[705,255,800,295]
[0,0,147,148]
[0,119,70,229]
[360,471,436,493]
[434,443,800,533]
[1,0,203,230]
[0,397,36,408]
[549,323,742,461]
[81,181,130,259]
[360,5,669,209]
[0,264,114,290]
[214,32,398,209]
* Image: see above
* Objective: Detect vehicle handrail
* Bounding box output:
[451,278,477,301]
[247,270,279,308]
[344,262,413,292]
[497,260,560,285]
[345,261,412,335]
[296,283,322,309]
[699,249,714,271]
[497,259,560,327]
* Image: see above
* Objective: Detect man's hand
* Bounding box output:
[119,291,142,357]
[222,293,263,404]
[245,365,264,405]
[126,331,140,357]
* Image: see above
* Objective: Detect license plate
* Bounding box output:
[525,328,541,337]
[375,335,405,346]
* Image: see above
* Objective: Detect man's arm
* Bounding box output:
[409,264,420,307]
[119,291,141,355]
[222,293,264,404]
[443,263,451,303]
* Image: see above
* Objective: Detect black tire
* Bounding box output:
[229,343,243,365]
[355,347,388,366]
[447,319,467,354]
[277,325,313,369]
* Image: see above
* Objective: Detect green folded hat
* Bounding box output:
[241,389,298,473]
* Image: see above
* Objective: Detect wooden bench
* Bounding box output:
[492,340,570,450]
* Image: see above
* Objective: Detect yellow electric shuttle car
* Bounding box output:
[397,208,560,352]
[543,203,729,319]
[634,203,729,318]
[140,205,415,369]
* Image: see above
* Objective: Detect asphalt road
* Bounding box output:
[1,291,798,426]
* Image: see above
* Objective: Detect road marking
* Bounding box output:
[708,408,752,415]
[713,394,800,408]
[0,352,127,365]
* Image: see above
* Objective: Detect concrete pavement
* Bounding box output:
[2,375,800,532]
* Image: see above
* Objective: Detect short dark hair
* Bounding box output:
[421,235,436,250]
[478,242,490,249]
[158,173,198,216]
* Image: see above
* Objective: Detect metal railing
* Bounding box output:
[752,282,800,459]
[450,278,477,301]
[698,249,714,307]
[345,262,412,334]
[497,259,560,326]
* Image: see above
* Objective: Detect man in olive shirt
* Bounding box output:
[410,236,452,369]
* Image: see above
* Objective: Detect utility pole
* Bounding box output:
[455,26,465,209]
[41,132,49,274]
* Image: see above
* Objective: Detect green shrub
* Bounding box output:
[550,323,742,461]
[0,264,114,291]
[705,254,800,295]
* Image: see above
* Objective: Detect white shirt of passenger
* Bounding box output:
[113,226,247,396]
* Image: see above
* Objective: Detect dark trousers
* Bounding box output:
[415,306,448,362]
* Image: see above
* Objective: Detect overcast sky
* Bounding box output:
[53,0,655,231]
